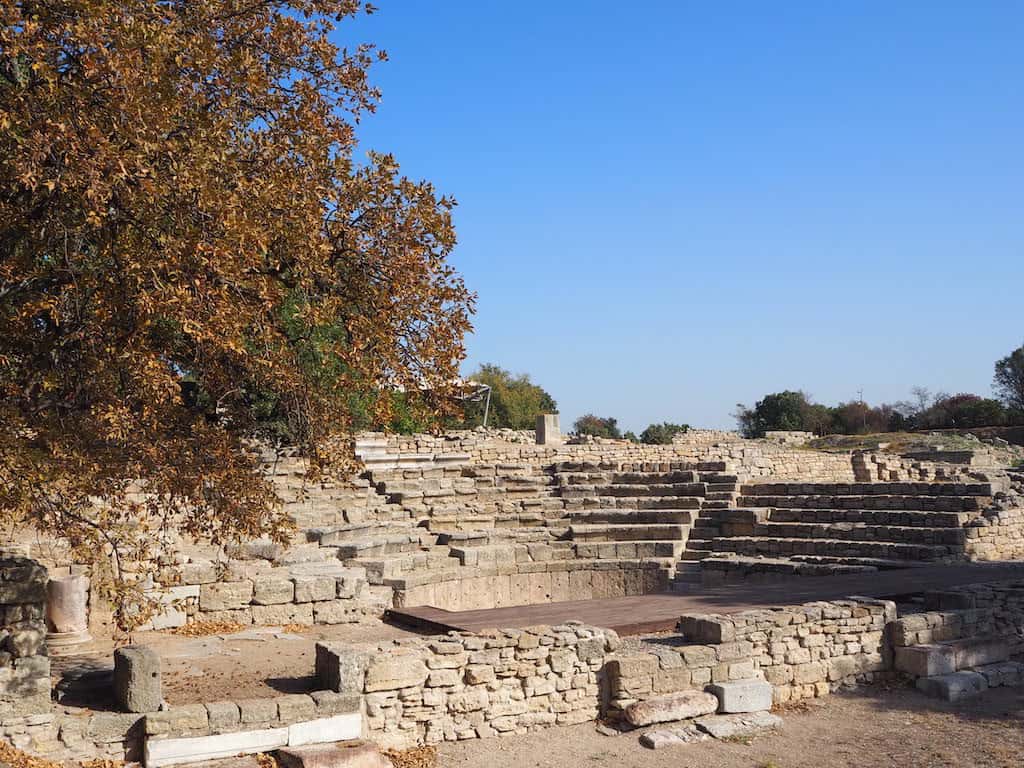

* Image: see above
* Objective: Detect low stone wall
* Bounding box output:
[159,561,386,630]
[341,596,894,749]
[611,599,893,709]
[0,557,49,720]
[353,624,620,749]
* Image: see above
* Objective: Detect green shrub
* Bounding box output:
[639,422,689,444]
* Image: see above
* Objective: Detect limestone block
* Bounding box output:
[624,691,719,726]
[114,645,162,713]
[309,690,360,716]
[293,577,336,604]
[145,704,210,737]
[363,654,428,693]
[205,701,241,732]
[706,677,772,713]
[276,694,317,724]
[639,723,710,749]
[145,727,289,767]
[199,581,253,611]
[313,601,360,625]
[287,713,362,746]
[7,627,45,658]
[277,741,391,768]
[252,603,314,626]
[693,711,783,739]
[315,643,368,695]
[915,671,987,702]
[238,698,279,726]
[252,576,295,605]
[894,645,956,678]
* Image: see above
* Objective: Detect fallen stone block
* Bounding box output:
[974,661,1024,688]
[277,741,391,768]
[915,671,988,702]
[639,723,710,749]
[694,711,783,740]
[707,679,773,714]
[624,691,719,726]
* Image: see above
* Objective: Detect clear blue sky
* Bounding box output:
[340,2,1023,431]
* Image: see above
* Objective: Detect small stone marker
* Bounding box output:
[707,679,773,713]
[114,644,162,713]
[536,413,561,445]
[315,642,367,695]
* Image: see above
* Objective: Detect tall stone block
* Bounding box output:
[536,413,561,445]
[115,644,163,713]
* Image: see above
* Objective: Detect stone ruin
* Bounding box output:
[1,426,1023,764]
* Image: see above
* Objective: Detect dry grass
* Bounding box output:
[168,620,246,637]
[383,745,437,768]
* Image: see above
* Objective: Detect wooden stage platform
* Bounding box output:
[387,562,1024,635]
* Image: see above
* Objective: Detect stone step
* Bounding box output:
[766,508,972,528]
[698,554,879,582]
[560,482,707,499]
[897,634,1007,675]
[575,540,687,559]
[562,495,704,510]
[565,509,694,525]
[751,521,968,546]
[568,523,691,542]
[741,482,993,496]
[736,495,987,512]
[609,471,700,484]
[308,523,414,546]
[701,535,952,561]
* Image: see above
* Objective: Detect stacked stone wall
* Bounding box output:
[352,596,894,749]
[0,557,52,755]
[0,558,49,720]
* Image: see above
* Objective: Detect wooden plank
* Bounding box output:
[387,562,1024,635]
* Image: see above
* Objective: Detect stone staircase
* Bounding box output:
[679,481,994,584]
[549,461,740,581]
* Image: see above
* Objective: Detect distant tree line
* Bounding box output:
[734,343,1024,438]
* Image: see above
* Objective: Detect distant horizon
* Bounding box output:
[340,2,1023,433]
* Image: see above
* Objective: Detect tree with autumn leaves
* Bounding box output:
[0,0,474,622]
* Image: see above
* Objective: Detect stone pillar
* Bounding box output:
[114,645,162,713]
[45,573,93,654]
[536,413,561,446]
[0,556,51,718]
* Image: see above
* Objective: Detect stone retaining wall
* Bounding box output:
[611,598,894,709]
[964,508,1024,562]
[341,596,894,749]
[353,624,621,749]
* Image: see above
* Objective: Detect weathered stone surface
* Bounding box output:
[915,671,988,702]
[707,679,773,714]
[694,711,783,739]
[252,576,295,605]
[316,643,368,695]
[364,654,428,693]
[114,645,162,713]
[205,700,241,732]
[895,645,956,678]
[624,691,719,726]
[277,741,391,768]
[287,713,362,746]
[199,581,254,611]
[145,727,289,767]
[145,704,210,737]
[639,723,710,749]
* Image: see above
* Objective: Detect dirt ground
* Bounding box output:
[436,686,1024,768]
[54,620,423,708]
